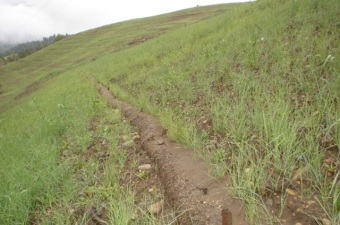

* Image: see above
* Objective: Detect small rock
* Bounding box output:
[148,201,163,214]
[287,200,294,209]
[307,200,315,205]
[156,139,164,145]
[295,223,303,225]
[286,188,298,196]
[321,218,332,225]
[61,150,68,157]
[138,164,151,170]
[133,135,141,141]
[323,158,332,163]
[122,140,134,147]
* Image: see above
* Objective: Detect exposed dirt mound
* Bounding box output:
[97,83,249,225]
[128,35,154,46]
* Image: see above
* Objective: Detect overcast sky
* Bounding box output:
[0,0,250,43]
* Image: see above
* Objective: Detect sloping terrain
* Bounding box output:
[0,4,233,111]
[0,0,339,224]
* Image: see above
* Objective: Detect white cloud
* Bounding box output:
[0,0,251,43]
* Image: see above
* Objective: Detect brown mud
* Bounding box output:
[97,83,249,225]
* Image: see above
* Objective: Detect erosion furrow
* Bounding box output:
[97,83,249,225]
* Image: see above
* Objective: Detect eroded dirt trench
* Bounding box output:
[96,83,249,225]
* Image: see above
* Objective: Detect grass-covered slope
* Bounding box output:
[0,4,238,224]
[86,0,339,223]
[0,0,339,224]
[0,4,232,111]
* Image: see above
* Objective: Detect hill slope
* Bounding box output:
[0,4,233,111]
[0,0,339,224]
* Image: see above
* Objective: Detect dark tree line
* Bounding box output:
[0,34,70,63]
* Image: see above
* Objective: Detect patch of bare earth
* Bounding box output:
[97,83,249,225]
[128,35,154,46]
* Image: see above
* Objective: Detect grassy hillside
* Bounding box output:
[82,0,340,223]
[0,4,237,224]
[0,0,339,224]
[0,4,232,111]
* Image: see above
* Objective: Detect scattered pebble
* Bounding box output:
[286,188,298,196]
[323,158,332,163]
[133,135,141,141]
[138,164,152,170]
[61,150,68,157]
[321,218,332,225]
[296,208,302,213]
[156,139,165,145]
[287,200,294,209]
[148,201,163,214]
[295,223,303,225]
[307,200,315,205]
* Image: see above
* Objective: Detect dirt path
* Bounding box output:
[97,83,249,225]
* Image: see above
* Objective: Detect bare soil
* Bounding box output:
[97,83,249,225]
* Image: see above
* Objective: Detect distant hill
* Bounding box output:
[0,42,16,55]
[0,34,70,62]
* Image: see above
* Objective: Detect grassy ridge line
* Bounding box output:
[85,0,339,223]
[0,4,234,111]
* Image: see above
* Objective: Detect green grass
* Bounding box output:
[0,71,101,223]
[84,0,339,223]
[0,0,339,224]
[0,4,232,111]
[0,71,173,224]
